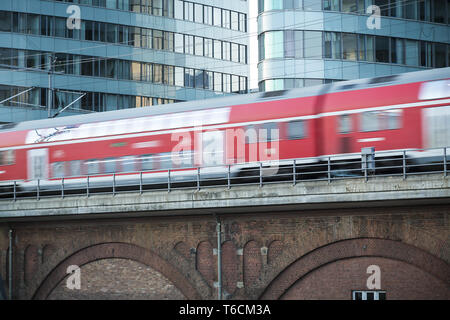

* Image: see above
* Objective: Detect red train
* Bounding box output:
[0,68,449,190]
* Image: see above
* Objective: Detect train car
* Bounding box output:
[0,67,449,191]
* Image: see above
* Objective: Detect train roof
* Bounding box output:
[1,67,449,133]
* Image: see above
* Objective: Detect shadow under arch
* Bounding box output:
[32,242,202,300]
[259,237,450,300]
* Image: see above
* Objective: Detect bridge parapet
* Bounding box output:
[1,173,449,221]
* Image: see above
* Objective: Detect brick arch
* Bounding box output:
[260,238,450,300]
[32,242,201,300]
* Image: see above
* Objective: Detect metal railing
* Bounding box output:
[0,147,448,202]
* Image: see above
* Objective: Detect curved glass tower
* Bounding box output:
[257,0,449,91]
[0,0,249,122]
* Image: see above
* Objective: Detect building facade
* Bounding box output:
[257,0,450,91]
[0,0,249,122]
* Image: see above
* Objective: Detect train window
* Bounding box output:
[245,125,258,144]
[287,120,306,140]
[158,153,173,170]
[181,150,194,168]
[172,150,193,168]
[52,162,65,178]
[140,154,153,171]
[260,122,279,142]
[419,80,450,100]
[338,114,352,134]
[361,111,380,132]
[85,159,100,175]
[385,110,402,130]
[360,110,402,132]
[70,160,82,177]
[0,150,15,166]
[103,157,117,173]
[121,156,136,173]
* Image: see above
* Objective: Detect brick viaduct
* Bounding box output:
[0,174,449,300]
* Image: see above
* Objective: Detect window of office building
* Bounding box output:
[223,74,231,93]
[434,43,447,68]
[213,7,222,27]
[153,30,163,50]
[174,0,184,19]
[421,41,433,67]
[131,62,141,81]
[324,32,341,59]
[194,3,203,23]
[174,66,184,87]
[174,33,184,53]
[164,65,174,85]
[222,9,231,29]
[185,35,194,55]
[405,40,419,66]
[342,0,358,12]
[391,38,405,65]
[404,0,418,19]
[222,41,231,61]
[375,36,389,63]
[194,36,203,56]
[239,76,247,93]
[184,1,194,21]
[262,31,284,59]
[0,11,11,32]
[240,44,247,63]
[204,38,213,58]
[214,40,222,59]
[26,14,40,35]
[304,31,323,58]
[239,13,247,32]
[324,0,340,11]
[214,72,222,92]
[153,0,163,16]
[184,68,194,87]
[284,30,301,58]
[204,71,213,90]
[304,0,321,10]
[374,0,389,16]
[342,33,357,60]
[164,32,174,51]
[231,11,239,31]
[204,6,213,25]
[231,43,239,62]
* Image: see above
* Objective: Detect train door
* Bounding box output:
[423,106,450,148]
[340,136,351,153]
[27,148,49,180]
[338,114,353,154]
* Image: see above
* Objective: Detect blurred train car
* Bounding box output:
[0,67,449,191]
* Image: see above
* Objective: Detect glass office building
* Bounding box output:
[257,0,450,91]
[0,0,249,122]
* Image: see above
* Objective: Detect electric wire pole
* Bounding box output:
[48,54,57,118]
